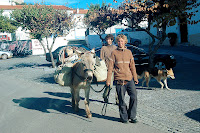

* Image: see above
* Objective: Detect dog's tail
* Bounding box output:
[137,71,150,79]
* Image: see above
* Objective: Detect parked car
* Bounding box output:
[95,44,176,72]
[128,38,142,46]
[117,33,142,46]
[0,50,13,59]
[46,44,90,65]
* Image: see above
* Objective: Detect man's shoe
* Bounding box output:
[120,120,129,124]
[130,118,138,123]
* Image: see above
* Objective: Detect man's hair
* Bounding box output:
[115,34,128,44]
[105,34,114,41]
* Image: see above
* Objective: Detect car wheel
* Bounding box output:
[2,54,8,59]
[134,41,140,47]
[155,62,166,70]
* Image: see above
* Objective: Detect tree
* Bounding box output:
[84,3,121,43]
[0,10,17,33]
[11,4,74,68]
[118,0,200,69]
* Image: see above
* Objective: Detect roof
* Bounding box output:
[0,5,88,14]
[72,9,88,14]
[0,5,72,10]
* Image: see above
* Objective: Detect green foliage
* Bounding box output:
[84,3,121,40]
[119,0,199,69]
[11,4,74,40]
[0,9,17,33]
[11,4,75,68]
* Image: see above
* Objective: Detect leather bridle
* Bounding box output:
[73,63,94,82]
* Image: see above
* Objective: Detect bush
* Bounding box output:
[168,33,177,46]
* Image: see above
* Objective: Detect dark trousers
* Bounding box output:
[116,79,137,121]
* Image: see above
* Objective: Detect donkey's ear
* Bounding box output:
[90,48,95,54]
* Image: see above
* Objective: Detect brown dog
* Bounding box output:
[138,68,175,90]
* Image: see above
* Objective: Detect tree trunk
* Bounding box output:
[39,39,47,55]
[179,15,188,43]
[99,34,105,45]
[50,51,56,68]
[146,22,167,70]
[45,37,56,68]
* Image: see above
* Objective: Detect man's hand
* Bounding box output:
[134,80,139,84]
[106,82,110,87]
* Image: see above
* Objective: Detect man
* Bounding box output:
[100,34,117,67]
[106,34,139,123]
[100,34,117,102]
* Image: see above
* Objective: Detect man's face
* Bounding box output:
[117,38,125,48]
[106,38,113,45]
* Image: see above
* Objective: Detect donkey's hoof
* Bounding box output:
[86,113,92,118]
[116,101,119,105]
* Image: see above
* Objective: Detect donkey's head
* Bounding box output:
[80,49,96,82]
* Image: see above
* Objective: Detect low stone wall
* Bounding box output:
[189,33,200,46]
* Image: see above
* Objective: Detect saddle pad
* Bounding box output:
[94,60,107,82]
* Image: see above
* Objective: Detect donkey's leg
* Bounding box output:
[71,87,75,109]
[84,88,92,118]
[74,88,80,112]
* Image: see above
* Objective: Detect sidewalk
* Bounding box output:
[158,49,200,62]
[143,45,200,62]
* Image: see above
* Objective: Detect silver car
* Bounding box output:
[0,50,13,59]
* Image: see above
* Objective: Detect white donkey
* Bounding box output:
[70,49,96,118]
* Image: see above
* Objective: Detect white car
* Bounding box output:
[0,50,13,59]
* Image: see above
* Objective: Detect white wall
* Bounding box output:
[150,18,180,45]
[187,0,200,46]
[0,0,12,5]
[15,27,30,41]
[86,31,151,49]
[31,37,69,55]
[73,14,87,39]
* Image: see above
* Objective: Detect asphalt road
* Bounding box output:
[0,45,200,133]
[0,68,162,133]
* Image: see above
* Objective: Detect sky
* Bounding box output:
[24,0,123,9]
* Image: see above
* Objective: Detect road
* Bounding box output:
[0,70,162,133]
[0,45,200,133]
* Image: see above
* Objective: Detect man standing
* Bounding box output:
[100,34,117,102]
[106,34,139,123]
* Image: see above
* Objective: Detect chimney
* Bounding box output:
[77,8,79,14]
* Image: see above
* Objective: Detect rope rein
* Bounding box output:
[90,85,106,93]
[90,85,112,115]
[101,85,112,116]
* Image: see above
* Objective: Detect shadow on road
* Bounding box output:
[37,76,56,84]
[44,91,115,105]
[12,92,119,122]
[44,92,115,104]
[185,108,200,122]
[8,63,52,70]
